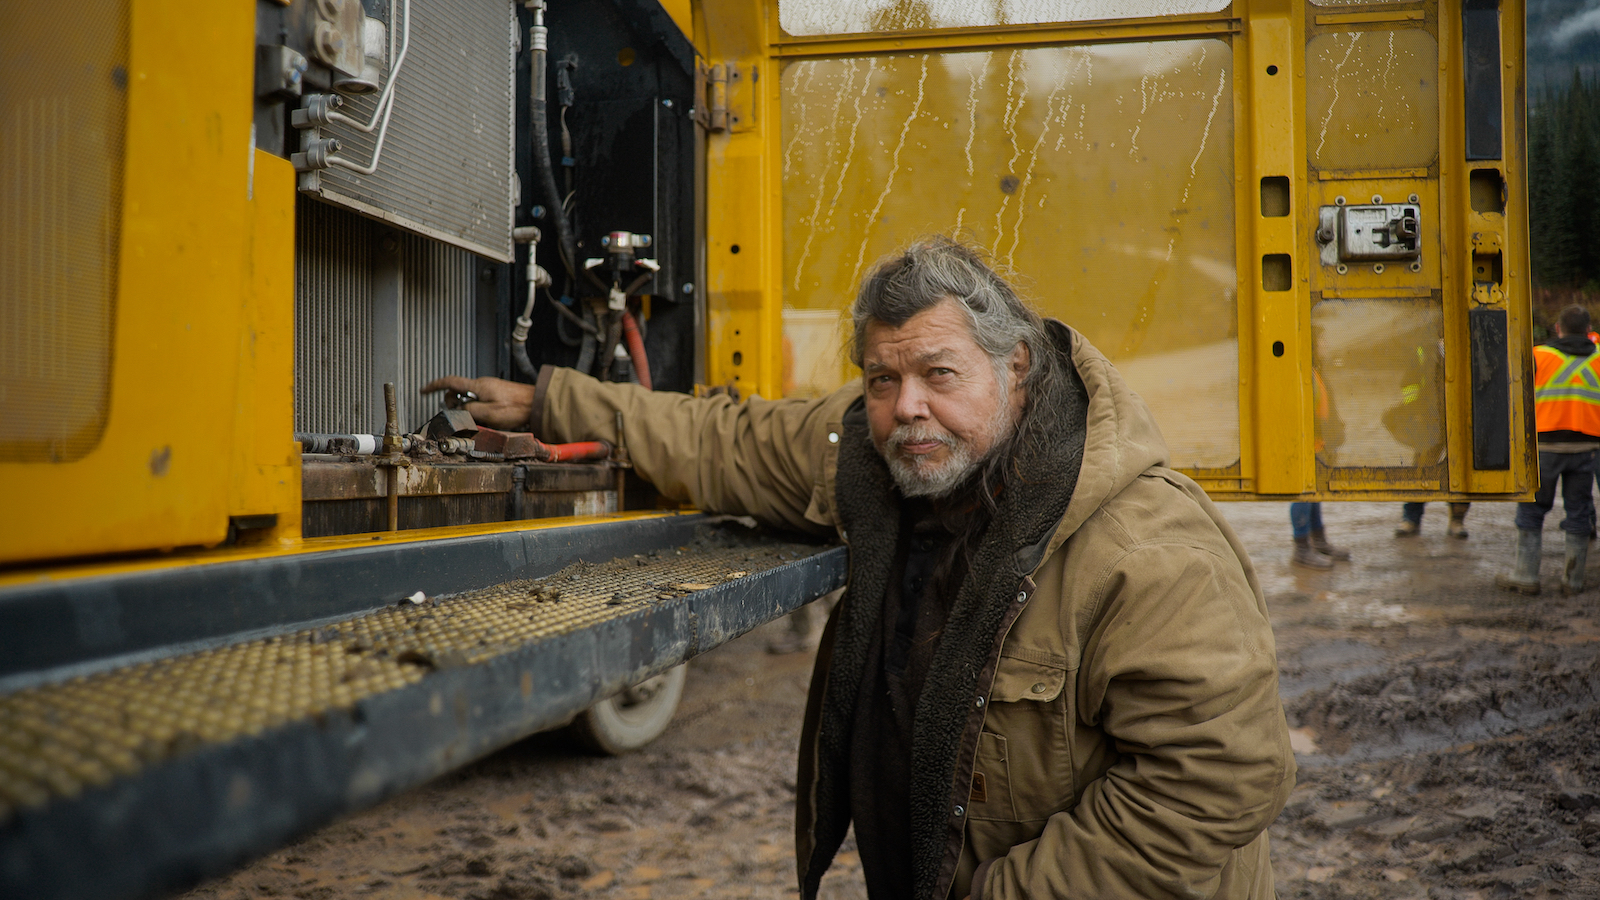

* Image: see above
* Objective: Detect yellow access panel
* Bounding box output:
[699,0,1533,501]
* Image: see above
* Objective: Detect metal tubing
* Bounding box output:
[383,383,401,532]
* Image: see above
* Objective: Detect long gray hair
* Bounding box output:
[850,236,1070,506]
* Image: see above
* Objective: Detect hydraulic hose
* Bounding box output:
[528,3,577,280]
[537,439,612,463]
[574,300,599,375]
[620,309,651,390]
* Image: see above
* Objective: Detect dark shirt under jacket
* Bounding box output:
[849,496,975,900]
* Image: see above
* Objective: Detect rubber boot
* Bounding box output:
[1395,518,1421,537]
[1562,531,1588,596]
[1446,502,1470,539]
[1310,529,1351,561]
[1292,536,1334,570]
[1495,528,1542,595]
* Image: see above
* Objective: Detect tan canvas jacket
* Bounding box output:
[534,327,1295,900]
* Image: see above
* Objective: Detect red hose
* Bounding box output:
[541,440,612,463]
[620,309,652,390]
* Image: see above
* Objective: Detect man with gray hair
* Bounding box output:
[425,236,1295,900]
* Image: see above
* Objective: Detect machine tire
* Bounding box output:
[567,664,688,755]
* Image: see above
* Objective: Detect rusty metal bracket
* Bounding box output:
[693,60,752,132]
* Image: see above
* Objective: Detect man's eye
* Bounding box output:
[928,367,954,377]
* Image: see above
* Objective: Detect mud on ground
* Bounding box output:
[181,502,1600,900]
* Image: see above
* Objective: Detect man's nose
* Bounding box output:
[894,379,930,423]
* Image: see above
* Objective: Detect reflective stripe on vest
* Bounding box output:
[1534,345,1600,435]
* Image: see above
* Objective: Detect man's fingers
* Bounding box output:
[420,376,477,395]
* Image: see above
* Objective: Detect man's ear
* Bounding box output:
[1010,342,1030,387]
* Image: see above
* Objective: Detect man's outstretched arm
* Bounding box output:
[423,369,861,535]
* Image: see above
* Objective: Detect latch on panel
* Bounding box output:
[1316,202,1423,265]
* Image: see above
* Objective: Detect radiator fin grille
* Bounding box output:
[295,198,477,435]
[400,233,478,431]
[295,198,376,434]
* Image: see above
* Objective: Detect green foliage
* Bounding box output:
[1530,70,1600,290]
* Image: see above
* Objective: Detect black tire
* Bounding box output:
[567,664,688,755]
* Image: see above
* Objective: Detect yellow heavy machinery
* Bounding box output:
[0,0,1531,896]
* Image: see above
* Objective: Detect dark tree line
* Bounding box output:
[1530,70,1600,292]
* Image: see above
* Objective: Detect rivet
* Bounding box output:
[1031,683,1048,694]
[975,696,985,708]
[953,805,965,817]
[1015,591,1027,603]
[828,432,839,444]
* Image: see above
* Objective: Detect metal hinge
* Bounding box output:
[695,60,726,131]
[694,60,752,133]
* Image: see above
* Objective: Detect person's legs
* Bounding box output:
[1446,502,1471,539]
[1309,502,1350,561]
[1514,451,1560,532]
[1503,452,1558,594]
[1290,502,1332,569]
[1397,502,1425,537]
[1557,451,1596,536]
[1290,502,1313,539]
[1558,452,1595,594]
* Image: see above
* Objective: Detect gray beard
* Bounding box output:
[879,400,1015,499]
[883,425,980,498]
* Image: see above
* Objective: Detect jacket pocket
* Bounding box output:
[967,731,1015,821]
[978,655,1076,823]
[989,656,1068,703]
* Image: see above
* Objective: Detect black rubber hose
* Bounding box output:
[530,40,576,278]
[574,301,599,375]
[551,294,597,334]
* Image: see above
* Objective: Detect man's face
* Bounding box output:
[861,299,1026,497]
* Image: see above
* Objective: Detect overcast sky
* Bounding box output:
[1529,0,1600,89]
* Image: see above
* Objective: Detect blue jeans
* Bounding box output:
[1403,501,1470,524]
[1290,502,1323,539]
[1515,450,1596,535]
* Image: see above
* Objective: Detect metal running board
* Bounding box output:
[0,515,845,900]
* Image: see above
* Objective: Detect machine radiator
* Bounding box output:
[295,197,479,435]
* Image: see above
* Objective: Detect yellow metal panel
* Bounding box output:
[1243,0,1310,494]
[778,41,1243,471]
[754,0,1530,501]
[1305,27,1440,172]
[227,151,302,544]
[774,0,1231,36]
[659,0,694,43]
[0,0,270,563]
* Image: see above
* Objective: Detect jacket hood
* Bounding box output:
[1041,321,1171,560]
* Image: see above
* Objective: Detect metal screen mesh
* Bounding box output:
[0,1,127,462]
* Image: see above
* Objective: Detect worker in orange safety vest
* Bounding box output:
[1498,304,1600,595]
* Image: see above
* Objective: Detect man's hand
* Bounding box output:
[419,376,536,431]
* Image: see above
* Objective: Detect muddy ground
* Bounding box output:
[180,501,1600,900]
